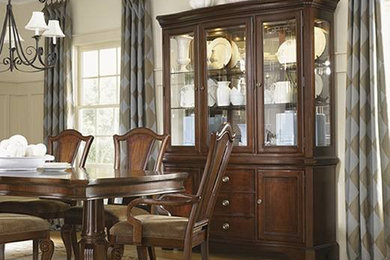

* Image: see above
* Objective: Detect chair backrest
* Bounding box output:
[192,123,234,224]
[113,128,169,171]
[48,129,94,168]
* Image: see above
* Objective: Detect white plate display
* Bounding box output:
[315,74,323,96]
[0,155,54,171]
[314,27,326,59]
[41,162,72,172]
[229,40,241,68]
[276,39,296,64]
[208,79,218,106]
[207,37,232,69]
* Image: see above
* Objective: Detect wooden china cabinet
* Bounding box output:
[157,0,339,259]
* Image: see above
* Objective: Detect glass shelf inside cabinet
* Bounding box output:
[262,19,298,147]
[314,19,331,147]
[206,25,248,147]
[170,32,196,146]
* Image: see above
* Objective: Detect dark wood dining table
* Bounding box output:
[0,167,189,260]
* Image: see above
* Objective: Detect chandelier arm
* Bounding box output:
[0,5,9,56]
[9,10,35,66]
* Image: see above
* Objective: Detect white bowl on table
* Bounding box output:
[0,155,55,171]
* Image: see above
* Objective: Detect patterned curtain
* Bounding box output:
[43,0,73,143]
[345,0,390,259]
[120,0,156,133]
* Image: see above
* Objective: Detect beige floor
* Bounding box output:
[5,232,271,260]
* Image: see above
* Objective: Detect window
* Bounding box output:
[75,44,121,167]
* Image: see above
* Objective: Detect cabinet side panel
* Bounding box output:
[313,165,336,245]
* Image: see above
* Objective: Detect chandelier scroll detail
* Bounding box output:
[0,0,65,73]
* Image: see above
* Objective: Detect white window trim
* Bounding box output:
[74,42,121,168]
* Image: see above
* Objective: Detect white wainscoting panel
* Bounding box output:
[0,81,44,143]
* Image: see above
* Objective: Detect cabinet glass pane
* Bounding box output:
[206,25,247,146]
[314,20,331,147]
[170,33,195,146]
[263,19,298,147]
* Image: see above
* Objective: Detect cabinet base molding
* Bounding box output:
[209,241,339,260]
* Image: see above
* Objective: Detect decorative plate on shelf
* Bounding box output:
[207,37,232,69]
[276,39,296,64]
[208,79,218,107]
[229,40,241,68]
[314,27,327,59]
[315,74,323,96]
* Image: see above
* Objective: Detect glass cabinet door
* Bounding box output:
[260,17,300,149]
[204,23,251,149]
[169,32,196,147]
[314,19,331,147]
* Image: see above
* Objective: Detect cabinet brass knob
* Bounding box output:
[257,199,263,205]
[222,223,230,230]
[222,176,230,183]
[200,86,205,91]
[222,200,230,207]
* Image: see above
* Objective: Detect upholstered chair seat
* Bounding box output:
[0,197,71,218]
[63,205,149,225]
[110,215,189,242]
[0,213,54,260]
[0,213,50,234]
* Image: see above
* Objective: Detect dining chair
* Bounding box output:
[0,129,93,260]
[107,123,235,260]
[61,127,169,260]
[0,214,54,260]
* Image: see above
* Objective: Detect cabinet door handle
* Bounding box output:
[200,86,205,91]
[222,176,230,183]
[222,200,230,207]
[222,223,230,230]
[257,199,263,205]
[256,83,263,88]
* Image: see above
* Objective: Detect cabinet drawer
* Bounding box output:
[220,170,255,192]
[210,216,255,240]
[214,193,254,216]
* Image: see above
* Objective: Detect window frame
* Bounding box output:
[74,41,121,168]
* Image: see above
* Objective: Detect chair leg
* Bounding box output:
[183,245,192,260]
[201,240,209,260]
[61,224,73,260]
[147,247,156,260]
[33,240,39,260]
[39,238,54,260]
[136,246,149,260]
[71,226,80,260]
[0,244,5,260]
[108,244,124,260]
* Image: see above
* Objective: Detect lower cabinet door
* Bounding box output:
[257,170,304,243]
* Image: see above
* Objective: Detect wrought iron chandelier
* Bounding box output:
[0,0,65,72]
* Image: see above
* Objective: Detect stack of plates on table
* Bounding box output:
[41,162,72,172]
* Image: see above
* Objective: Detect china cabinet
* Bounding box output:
[157,0,339,259]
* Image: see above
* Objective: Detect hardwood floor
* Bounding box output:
[5,232,272,260]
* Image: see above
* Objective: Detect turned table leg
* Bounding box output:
[79,199,108,260]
